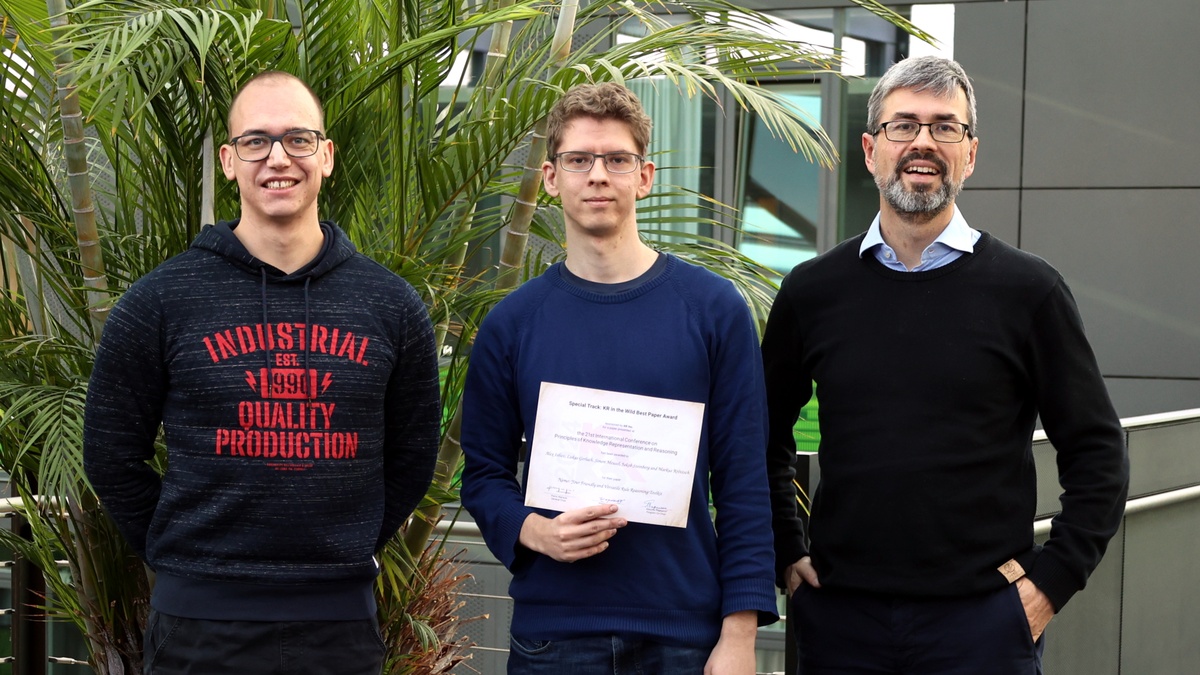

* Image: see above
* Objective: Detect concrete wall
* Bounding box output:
[952,0,1200,418]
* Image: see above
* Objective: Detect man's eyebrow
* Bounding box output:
[232,127,314,136]
[887,111,963,122]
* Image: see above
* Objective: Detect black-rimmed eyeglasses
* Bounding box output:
[876,121,971,143]
[228,130,325,162]
[552,151,644,174]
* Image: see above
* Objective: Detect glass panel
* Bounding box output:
[627,78,705,242]
[840,74,879,242]
[736,83,823,277]
[908,4,957,60]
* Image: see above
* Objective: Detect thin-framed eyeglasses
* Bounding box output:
[552,151,644,174]
[876,121,970,143]
[228,130,325,162]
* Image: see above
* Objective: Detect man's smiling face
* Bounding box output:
[220,76,334,230]
[863,86,978,221]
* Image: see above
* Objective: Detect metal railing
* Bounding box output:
[2,408,1198,673]
[444,408,1200,675]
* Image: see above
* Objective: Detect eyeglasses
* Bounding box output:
[876,121,970,143]
[552,151,644,174]
[228,130,325,162]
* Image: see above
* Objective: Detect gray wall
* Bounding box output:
[1032,412,1200,675]
[952,0,1200,418]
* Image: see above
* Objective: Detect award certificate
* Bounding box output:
[524,382,705,528]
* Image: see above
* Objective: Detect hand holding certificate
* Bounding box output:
[524,382,705,528]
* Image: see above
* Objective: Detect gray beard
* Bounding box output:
[876,160,962,220]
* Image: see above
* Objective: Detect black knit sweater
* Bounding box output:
[83,220,440,620]
[762,231,1128,610]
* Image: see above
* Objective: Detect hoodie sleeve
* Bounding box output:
[83,283,168,559]
[375,281,441,552]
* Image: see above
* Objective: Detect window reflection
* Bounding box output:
[737,85,823,276]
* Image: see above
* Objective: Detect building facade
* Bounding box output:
[735,0,1200,419]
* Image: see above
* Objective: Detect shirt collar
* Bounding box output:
[859,204,977,258]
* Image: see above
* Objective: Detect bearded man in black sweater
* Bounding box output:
[762,56,1128,674]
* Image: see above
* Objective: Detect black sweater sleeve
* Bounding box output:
[1024,278,1129,610]
[761,278,814,584]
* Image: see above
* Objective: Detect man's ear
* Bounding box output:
[862,132,877,175]
[542,160,559,198]
[635,159,655,200]
[319,138,335,178]
[962,135,979,180]
[219,143,237,180]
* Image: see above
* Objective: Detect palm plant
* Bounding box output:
[0,0,919,672]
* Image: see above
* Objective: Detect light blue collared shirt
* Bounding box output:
[858,205,981,272]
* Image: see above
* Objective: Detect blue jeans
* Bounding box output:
[791,583,1045,675]
[143,609,385,675]
[508,634,711,674]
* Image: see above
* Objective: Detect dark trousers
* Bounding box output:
[143,610,386,675]
[791,583,1045,675]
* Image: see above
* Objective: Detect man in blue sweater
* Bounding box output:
[460,82,778,674]
[762,56,1129,674]
[84,71,440,674]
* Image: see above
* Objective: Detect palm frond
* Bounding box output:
[0,0,922,670]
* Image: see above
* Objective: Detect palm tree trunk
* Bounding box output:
[46,2,121,671]
[402,0,520,557]
[403,0,581,559]
[429,0,513,353]
[47,0,110,343]
[1,219,36,336]
[65,492,132,675]
[17,216,45,335]
[494,0,578,288]
[201,128,215,226]
[1,237,17,335]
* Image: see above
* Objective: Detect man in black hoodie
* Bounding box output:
[83,71,440,674]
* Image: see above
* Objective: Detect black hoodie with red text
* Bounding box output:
[84,220,439,621]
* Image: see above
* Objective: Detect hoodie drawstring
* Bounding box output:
[260,268,271,380]
[260,270,315,401]
[303,277,312,400]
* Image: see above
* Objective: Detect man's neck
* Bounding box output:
[563,230,658,284]
[233,216,325,274]
[877,203,955,270]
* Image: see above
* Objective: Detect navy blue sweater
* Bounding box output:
[762,232,1129,611]
[460,255,778,648]
[83,221,440,620]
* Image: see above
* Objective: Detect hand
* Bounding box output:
[785,556,821,596]
[1015,577,1055,641]
[518,505,627,563]
[704,610,757,675]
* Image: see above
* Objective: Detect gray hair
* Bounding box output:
[866,55,977,137]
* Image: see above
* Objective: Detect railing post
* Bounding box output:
[8,485,46,675]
